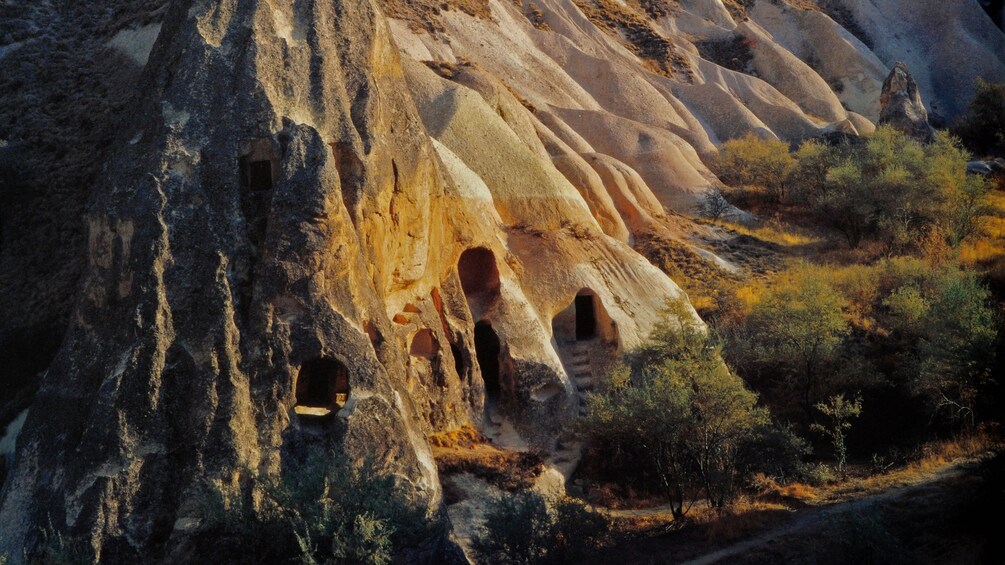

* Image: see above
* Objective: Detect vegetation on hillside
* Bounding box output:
[192,453,439,564]
[563,96,1004,562]
[474,492,609,564]
[579,301,806,518]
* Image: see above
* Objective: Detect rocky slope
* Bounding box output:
[0,0,1003,561]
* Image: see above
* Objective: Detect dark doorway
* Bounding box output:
[239,158,274,247]
[474,321,501,400]
[296,357,350,409]
[458,248,500,298]
[575,295,597,340]
[245,160,273,192]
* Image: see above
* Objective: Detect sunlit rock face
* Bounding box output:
[0,0,693,559]
[0,0,1002,560]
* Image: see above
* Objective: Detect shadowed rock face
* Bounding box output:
[879,62,935,143]
[0,0,457,559]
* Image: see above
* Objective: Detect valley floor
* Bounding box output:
[586,448,1004,564]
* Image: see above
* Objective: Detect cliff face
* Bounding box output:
[0,0,1003,560]
[1,0,454,557]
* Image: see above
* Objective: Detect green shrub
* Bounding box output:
[198,452,435,564]
[717,133,796,202]
[474,492,608,564]
[797,462,837,486]
[583,301,769,515]
[739,422,812,482]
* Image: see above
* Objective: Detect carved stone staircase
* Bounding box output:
[562,340,599,417]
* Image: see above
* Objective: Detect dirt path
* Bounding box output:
[681,462,970,565]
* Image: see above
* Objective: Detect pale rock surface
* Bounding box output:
[1,0,1004,560]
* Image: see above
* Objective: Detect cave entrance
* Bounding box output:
[575,294,597,341]
[244,159,273,192]
[238,140,278,249]
[553,289,610,344]
[474,321,501,401]
[295,357,349,417]
[458,248,500,320]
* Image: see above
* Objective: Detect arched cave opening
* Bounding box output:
[409,329,437,359]
[553,289,608,343]
[295,357,350,413]
[458,248,500,300]
[474,321,501,401]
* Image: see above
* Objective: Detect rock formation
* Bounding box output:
[0,0,1003,561]
[0,0,456,557]
[879,62,935,142]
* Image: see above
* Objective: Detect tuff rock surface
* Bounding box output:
[0,0,1003,561]
[879,62,935,142]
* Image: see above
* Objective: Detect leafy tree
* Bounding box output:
[913,272,998,428]
[924,133,991,246]
[811,394,863,477]
[717,133,797,202]
[730,267,853,418]
[583,301,769,515]
[790,127,989,249]
[952,78,1005,157]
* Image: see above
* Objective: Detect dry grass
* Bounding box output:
[824,431,1001,502]
[710,218,823,248]
[720,0,755,19]
[573,0,693,80]
[428,425,544,491]
[782,0,823,12]
[379,0,491,34]
[428,424,486,449]
[959,189,1005,287]
[633,230,739,315]
[960,190,1005,273]
[690,498,794,544]
[750,474,820,504]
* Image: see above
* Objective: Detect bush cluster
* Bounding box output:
[474,492,609,564]
[580,301,807,517]
[197,452,436,565]
[723,260,998,433]
[716,127,991,251]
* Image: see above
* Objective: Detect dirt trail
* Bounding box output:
[681,463,970,565]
